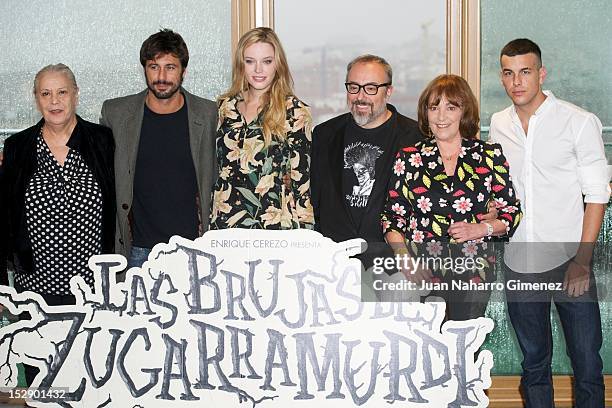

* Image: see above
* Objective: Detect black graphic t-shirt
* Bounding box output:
[343,113,395,224]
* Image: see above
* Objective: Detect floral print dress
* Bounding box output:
[381,137,522,282]
[210,95,314,229]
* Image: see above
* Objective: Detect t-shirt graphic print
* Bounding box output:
[343,141,383,208]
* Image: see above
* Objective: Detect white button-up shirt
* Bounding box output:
[489,91,610,273]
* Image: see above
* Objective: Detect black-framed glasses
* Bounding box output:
[345,82,391,95]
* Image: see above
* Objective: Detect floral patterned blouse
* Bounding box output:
[210,94,314,229]
[381,138,522,280]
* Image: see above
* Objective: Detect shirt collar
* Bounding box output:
[420,136,475,156]
[34,115,83,150]
[65,115,83,150]
[535,90,555,115]
[509,90,555,125]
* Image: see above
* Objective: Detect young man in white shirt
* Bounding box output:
[489,38,610,408]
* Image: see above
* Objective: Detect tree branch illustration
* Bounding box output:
[217,382,278,408]
[465,359,487,403]
[0,292,51,385]
[74,281,128,323]
[97,395,112,407]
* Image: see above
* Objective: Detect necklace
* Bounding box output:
[42,126,71,148]
[441,146,462,161]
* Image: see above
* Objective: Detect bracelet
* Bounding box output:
[482,222,493,237]
[394,247,409,256]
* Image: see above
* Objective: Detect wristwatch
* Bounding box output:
[483,222,493,237]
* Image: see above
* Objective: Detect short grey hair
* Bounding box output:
[345,54,393,83]
[33,63,78,94]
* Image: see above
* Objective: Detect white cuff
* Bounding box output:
[578,164,611,203]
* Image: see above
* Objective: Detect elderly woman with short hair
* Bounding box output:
[0,63,115,384]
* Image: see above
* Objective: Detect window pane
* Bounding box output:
[0,0,231,146]
[274,0,446,125]
[481,0,612,160]
[480,0,612,376]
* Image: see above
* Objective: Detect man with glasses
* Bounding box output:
[310,55,422,260]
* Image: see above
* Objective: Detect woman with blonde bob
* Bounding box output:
[210,27,313,229]
[381,74,522,320]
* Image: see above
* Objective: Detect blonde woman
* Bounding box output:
[210,27,313,229]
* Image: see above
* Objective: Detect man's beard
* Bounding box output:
[147,77,183,99]
[349,99,386,127]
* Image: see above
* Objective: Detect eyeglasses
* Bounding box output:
[345,82,391,95]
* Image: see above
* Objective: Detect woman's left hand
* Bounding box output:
[447,222,488,243]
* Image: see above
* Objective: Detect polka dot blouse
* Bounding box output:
[16,132,103,295]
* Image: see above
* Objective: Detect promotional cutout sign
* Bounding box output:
[0,230,493,407]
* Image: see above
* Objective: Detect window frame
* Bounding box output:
[232,0,480,102]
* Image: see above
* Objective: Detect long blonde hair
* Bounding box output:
[219,27,296,146]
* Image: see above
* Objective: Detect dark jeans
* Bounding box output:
[127,245,152,269]
[505,261,604,408]
[14,281,76,387]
